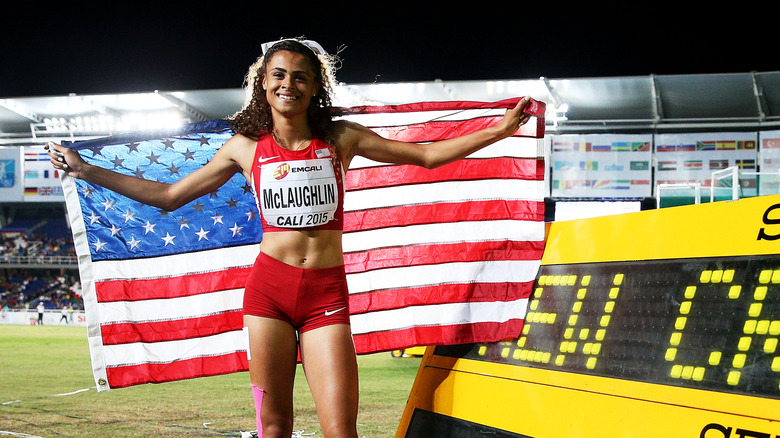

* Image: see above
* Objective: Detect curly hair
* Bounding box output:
[227,39,340,141]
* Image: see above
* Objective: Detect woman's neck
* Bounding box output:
[271,117,312,151]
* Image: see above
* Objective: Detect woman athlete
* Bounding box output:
[47,38,533,438]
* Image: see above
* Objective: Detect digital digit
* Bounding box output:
[741,269,780,391]
[662,264,780,393]
[664,269,738,384]
[510,273,568,365]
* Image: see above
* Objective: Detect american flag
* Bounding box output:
[61,98,546,390]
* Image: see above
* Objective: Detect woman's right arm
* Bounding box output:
[46,134,250,212]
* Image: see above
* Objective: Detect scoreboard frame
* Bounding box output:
[396,195,780,438]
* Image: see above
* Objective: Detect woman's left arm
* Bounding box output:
[340,96,533,169]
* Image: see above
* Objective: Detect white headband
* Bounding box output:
[260,39,327,56]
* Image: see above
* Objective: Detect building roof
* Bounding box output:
[2,71,780,146]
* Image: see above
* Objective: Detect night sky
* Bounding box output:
[2,5,776,97]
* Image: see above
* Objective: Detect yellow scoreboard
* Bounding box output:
[396,195,780,438]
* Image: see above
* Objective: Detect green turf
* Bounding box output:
[0,325,422,437]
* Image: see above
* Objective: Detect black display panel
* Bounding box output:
[405,409,532,438]
[436,255,780,399]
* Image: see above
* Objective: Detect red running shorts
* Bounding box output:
[243,252,350,332]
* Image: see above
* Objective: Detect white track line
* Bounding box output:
[0,432,47,437]
[51,388,93,397]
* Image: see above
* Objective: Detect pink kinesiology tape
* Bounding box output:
[252,384,265,437]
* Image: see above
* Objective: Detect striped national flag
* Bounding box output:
[61,98,546,390]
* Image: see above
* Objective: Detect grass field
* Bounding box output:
[0,325,422,437]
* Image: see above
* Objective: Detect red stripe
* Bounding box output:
[352,320,526,354]
[342,98,546,141]
[100,311,244,345]
[342,97,547,118]
[95,267,251,302]
[348,281,534,314]
[344,199,544,233]
[361,101,546,141]
[345,157,542,191]
[370,115,547,143]
[344,240,544,274]
[105,351,249,389]
[374,117,500,142]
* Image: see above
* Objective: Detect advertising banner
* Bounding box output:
[551,134,653,198]
[23,145,65,202]
[655,132,758,199]
[0,147,23,202]
[759,130,780,196]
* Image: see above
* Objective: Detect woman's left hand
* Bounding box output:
[494,96,533,139]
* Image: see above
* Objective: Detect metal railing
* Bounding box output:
[0,255,78,266]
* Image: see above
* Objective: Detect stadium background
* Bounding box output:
[3,71,780,324]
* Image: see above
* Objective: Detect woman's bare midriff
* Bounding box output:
[258,229,344,269]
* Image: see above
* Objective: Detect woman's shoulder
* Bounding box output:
[329,118,364,134]
[208,132,261,171]
[226,132,261,147]
[218,132,263,157]
[327,119,375,146]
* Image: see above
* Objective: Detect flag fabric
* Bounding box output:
[61,98,546,391]
[338,98,546,352]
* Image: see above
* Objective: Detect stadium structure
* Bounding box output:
[4,72,780,436]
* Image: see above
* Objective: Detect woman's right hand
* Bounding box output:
[45,142,87,179]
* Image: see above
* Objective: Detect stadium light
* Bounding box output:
[37,110,187,137]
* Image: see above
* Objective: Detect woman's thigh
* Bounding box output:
[299,324,359,436]
[244,315,299,428]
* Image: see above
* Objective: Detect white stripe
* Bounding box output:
[344,179,543,212]
[343,219,544,253]
[103,330,246,368]
[347,137,540,170]
[338,108,506,127]
[91,243,260,282]
[346,259,541,294]
[467,137,542,159]
[349,297,528,335]
[97,288,244,325]
[61,174,111,391]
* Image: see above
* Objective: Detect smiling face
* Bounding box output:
[262,50,319,120]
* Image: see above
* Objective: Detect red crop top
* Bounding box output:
[250,134,344,233]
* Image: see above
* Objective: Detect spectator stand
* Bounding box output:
[0,205,82,321]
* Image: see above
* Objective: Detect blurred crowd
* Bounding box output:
[1,269,82,311]
[0,231,81,311]
[0,232,76,261]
